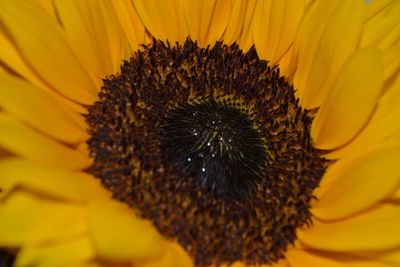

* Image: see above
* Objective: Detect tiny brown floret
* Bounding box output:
[86,39,327,266]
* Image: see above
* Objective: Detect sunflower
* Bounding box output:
[0,0,399,266]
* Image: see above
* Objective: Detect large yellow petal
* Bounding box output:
[236,0,257,52]
[326,72,400,160]
[88,199,164,262]
[52,0,108,81]
[0,159,109,202]
[220,0,247,45]
[0,30,87,115]
[362,1,400,49]
[14,236,94,267]
[133,0,188,43]
[33,0,58,20]
[312,143,400,220]
[293,0,364,109]
[311,48,383,150]
[286,249,389,267]
[365,0,398,21]
[382,41,400,82]
[111,0,145,52]
[182,0,231,47]
[252,0,305,66]
[0,191,86,246]
[56,1,129,76]
[0,0,98,104]
[0,114,91,171]
[0,74,87,145]
[298,204,400,251]
[140,242,193,267]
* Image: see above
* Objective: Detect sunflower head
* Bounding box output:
[0,1,399,267]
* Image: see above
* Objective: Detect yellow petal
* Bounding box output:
[111,0,145,52]
[0,191,87,246]
[311,48,383,150]
[382,41,400,82]
[133,0,188,43]
[88,199,164,262]
[393,186,400,200]
[286,249,388,267]
[0,30,87,115]
[182,0,231,47]
[236,0,257,52]
[0,158,110,202]
[252,0,305,66]
[326,73,400,160]
[57,0,129,76]
[0,114,91,171]
[0,31,48,91]
[313,143,400,220]
[293,0,364,109]
[362,1,400,49]
[33,0,58,20]
[298,204,400,251]
[220,0,247,45]
[15,236,94,267]
[0,74,87,145]
[366,0,398,21]
[140,242,192,267]
[52,0,108,81]
[0,0,98,104]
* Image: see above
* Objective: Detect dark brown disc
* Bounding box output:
[86,39,327,266]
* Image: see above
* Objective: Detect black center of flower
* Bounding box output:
[159,98,267,198]
[86,39,328,266]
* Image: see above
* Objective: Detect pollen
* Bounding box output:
[86,39,327,266]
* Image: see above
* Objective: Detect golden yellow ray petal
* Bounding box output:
[0,191,86,246]
[237,0,257,52]
[362,1,400,49]
[140,242,192,267]
[326,107,400,160]
[62,1,129,76]
[393,186,400,200]
[366,0,398,21]
[313,143,400,221]
[14,236,94,267]
[52,0,108,82]
[33,0,58,20]
[88,199,164,262]
[0,114,91,171]
[286,249,389,267]
[182,0,231,47]
[311,48,383,150]
[298,204,400,251]
[133,0,188,43]
[253,0,305,66]
[376,68,400,121]
[220,0,247,45]
[0,31,87,115]
[111,0,146,52]
[73,263,102,267]
[290,0,337,99]
[383,41,400,81]
[348,249,400,267]
[326,71,400,160]
[0,75,87,145]
[293,0,364,109]
[277,45,296,79]
[0,159,110,202]
[381,249,400,266]
[0,0,98,105]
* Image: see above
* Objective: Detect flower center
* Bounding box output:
[159,98,268,198]
[86,39,327,266]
